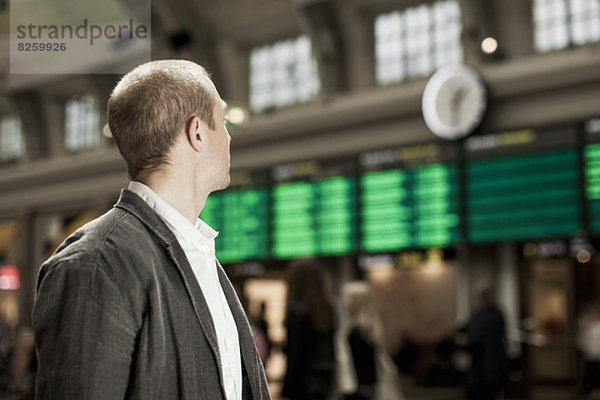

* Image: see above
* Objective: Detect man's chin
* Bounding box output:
[216,175,231,191]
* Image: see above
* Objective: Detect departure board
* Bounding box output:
[271,159,358,259]
[360,163,460,252]
[467,149,581,243]
[272,177,357,259]
[200,184,269,264]
[584,143,600,234]
[319,177,358,255]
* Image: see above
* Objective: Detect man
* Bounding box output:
[463,283,507,400]
[33,60,270,400]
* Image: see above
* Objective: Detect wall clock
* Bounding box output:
[422,63,487,141]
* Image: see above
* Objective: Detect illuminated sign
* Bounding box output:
[467,149,581,243]
[465,130,536,151]
[200,171,269,264]
[585,143,600,234]
[360,163,459,252]
[271,159,358,259]
[272,176,358,259]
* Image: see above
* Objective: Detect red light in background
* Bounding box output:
[0,265,20,290]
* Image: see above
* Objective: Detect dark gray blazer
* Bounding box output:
[33,189,270,400]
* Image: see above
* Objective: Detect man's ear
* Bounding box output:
[185,116,205,152]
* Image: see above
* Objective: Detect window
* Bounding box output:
[249,36,321,113]
[64,95,100,151]
[533,0,600,52]
[375,0,463,85]
[0,116,25,162]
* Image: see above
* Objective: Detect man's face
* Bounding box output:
[205,94,231,191]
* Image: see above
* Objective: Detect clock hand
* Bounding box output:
[450,87,466,126]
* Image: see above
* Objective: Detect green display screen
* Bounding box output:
[200,188,269,263]
[360,163,459,252]
[467,149,581,243]
[584,143,600,234]
[272,176,357,259]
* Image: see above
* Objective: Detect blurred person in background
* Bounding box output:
[281,259,336,400]
[0,315,12,394]
[578,301,600,398]
[338,281,404,400]
[239,293,270,368]
[32,60,270,400]
[7,326,35,400]
[253,302,272,367]
[461,283,507,400]
[257,302,271,357]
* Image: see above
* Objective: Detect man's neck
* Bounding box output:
[140,172,209,225]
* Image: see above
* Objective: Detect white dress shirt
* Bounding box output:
[128,181,242,400]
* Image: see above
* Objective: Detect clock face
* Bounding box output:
[422,64,487,140]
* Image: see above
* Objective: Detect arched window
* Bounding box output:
[249,36,321,113]
[64,95,100,151]
[0,116,25,162]
[533,0,600,52]
[375,0,463,85]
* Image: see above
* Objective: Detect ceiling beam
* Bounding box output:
[293,0,349,95]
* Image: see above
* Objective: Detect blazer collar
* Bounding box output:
[114,189,178,248]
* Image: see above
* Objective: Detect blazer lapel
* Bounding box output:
[164,242,222,364]
[115,190,226,394]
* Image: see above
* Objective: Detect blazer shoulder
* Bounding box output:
[37,208,156,319]
[47,208,129,261]
[41,207,160,278]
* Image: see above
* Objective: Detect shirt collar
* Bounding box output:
[127,181,218,252]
